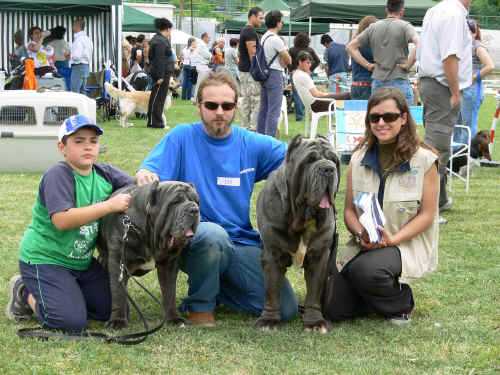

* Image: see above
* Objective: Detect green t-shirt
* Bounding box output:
[19,162,134,270]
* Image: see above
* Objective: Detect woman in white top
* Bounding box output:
[181,37,197,100]
[27,26,55,76]
[48,26,70,71]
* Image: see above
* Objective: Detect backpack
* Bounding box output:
[250,34,279,82]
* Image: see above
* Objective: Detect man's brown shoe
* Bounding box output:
[188,311,216,327]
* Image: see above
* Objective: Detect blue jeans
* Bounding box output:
[351,85,372,100]
[292,85,305,121]
[455,81,485,144]
[328,72,348,93]
[371,78,414,105]
[181,65,194,100]
[257,69,284,137]
[178,222,298,321]
[70,63,90,94]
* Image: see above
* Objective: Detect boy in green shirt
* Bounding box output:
[6,114,135,331]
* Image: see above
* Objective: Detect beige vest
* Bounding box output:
[337,146,439,284]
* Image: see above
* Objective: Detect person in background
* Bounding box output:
[69,19,93,94]
[256,10,291,137]
[225,38,240,81]
[131,34,146,70]
[27,26,56,76]
[181,37,197,101]
[455,18,494,144]
[288,32,321,121]
[48,26,70,72]
[147,18,175,129]
[350,16,377,100]
[9,30,28,70]
[238,7,265,131]
[324,87,439,326]
[192,32,212,102]
[320,34,350,93]
[122,36,132,77]
[212,38,226,72]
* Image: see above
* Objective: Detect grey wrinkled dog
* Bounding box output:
[97,181,200,329]
[255,134,339,333]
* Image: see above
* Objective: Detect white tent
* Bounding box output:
[170,29,195,45]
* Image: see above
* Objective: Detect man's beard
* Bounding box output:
[201,111,235,138]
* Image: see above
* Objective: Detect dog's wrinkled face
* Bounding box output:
[146,181,200,258]
[476,130,492,161]
[285,135,340,210]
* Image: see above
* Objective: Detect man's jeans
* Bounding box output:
[257,69,283,137]
[181,65,194,100]
[328,72,348,93]
[70,63,90,94]
[178,222,298,321]
[455,81,485,144]
[292,85,305,121]
[372,78,414,105]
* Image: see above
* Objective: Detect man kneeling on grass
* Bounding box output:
[6,115,134,331]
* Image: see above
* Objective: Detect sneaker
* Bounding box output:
[438,216,448,225]
[390,311,413,325]
[439,197,453,212]
[5,275,32,321]
[188,311,216,327]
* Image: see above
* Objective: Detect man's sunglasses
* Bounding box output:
[202,101,236,111]
[368,112,403,123]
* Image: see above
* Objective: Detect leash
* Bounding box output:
[17,214,166,345]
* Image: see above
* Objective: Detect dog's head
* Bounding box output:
[472,130,491,161]
[168,76,181,95]
[285,134,340,213]
[145,181,200,258]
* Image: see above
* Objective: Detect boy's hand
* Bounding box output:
[107,193,132,213]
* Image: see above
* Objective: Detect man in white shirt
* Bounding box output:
[192,32,212,102]
[417,0,472,214]
[293,51,351,115]
[69,19,93,94]
[256,10,291,137]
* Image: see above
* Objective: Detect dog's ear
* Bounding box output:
[286,134,303,163]
[147,180,160,208]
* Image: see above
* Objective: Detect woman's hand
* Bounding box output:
[377,226,397,247]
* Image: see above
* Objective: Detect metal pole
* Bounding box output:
[190,0,194,35]
[116,4,122,90]
[309,16,312,38]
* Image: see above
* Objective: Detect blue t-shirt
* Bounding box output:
[351,45,374,83]
[139,123,287,246]
[324,42,350,76]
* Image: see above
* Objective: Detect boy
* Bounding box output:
[6,114,135,332]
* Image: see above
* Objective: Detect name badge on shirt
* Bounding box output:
[217,177,240,187]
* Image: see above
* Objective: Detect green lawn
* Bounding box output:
[0,95,499,374]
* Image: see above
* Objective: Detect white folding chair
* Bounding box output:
[303,98,336,139]
[279,95,289,136]
[448,124,471,194]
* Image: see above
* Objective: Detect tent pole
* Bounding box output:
[117,4,122,90]
[288,19,291,48]
[308,17,311,38]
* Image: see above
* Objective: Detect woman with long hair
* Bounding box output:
[350,15,377,99]
[324,87,439,325]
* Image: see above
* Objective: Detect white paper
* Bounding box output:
[353,192,386,243]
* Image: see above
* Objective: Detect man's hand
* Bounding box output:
[107,193,132,213]
[450,92,460,109]
[157,78,164,85]
[366,63,375,72]
[136,169,159,186]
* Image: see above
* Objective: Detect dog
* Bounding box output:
[449,130,491,177]
[255,134,340,333]
[96,181,200,329]
[104,77,180,128]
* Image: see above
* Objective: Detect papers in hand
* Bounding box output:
[353,192,386,243]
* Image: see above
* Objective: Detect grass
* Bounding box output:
[1,95,499,375]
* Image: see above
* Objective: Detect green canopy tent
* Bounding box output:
[290,0,436,26]
[122,4,156,33]
[0,0,122,73]
[216,0,329,35]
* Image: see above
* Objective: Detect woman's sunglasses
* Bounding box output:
[202,101,236,111]
[368,112,403,123]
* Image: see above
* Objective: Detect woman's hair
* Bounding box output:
[293,32,310,49]
[229,38,239,47]
[50,26,66,40]
[354,87,437,167]
[28,26,41,40]
[354,15,377,38]
[468,18,482,41]
[154,17,172,31]
[187,37,196,47]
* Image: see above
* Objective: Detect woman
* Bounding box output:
[212,38,226,72]
[324,87,439,325]
[27,26,56,76]
[350,15,377,100]
[48,26,70,71]
[225,38,239,81]
[288,32,321,121]
[456,19,494,144]
[181,37,197,100]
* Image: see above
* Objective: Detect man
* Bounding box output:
[256,10,291,137]
[9,30,28,70]
[136,72,298,327]
[131,34,146,70]
[69,19,93,94]
[238,7,265,131]
[147,18,175,129]
[293,51,351,115]
[417,0,472,218]
[320,34,350,94]
[346,0,418,104]
[191,32,212,102]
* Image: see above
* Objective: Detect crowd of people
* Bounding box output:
[6,0,496,332]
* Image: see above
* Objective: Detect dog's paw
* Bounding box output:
[303,319,332,334]
[167,316,189,328]
[255,317,281,332]
[105,318,129,330]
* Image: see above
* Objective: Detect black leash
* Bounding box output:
[17,214,166,345]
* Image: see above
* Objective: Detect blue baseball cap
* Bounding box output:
[58,114,103,141]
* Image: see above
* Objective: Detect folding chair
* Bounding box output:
[448,124,471,194]
[303,98,336,139]
[279,95,289,136]
[86,68,112,122]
